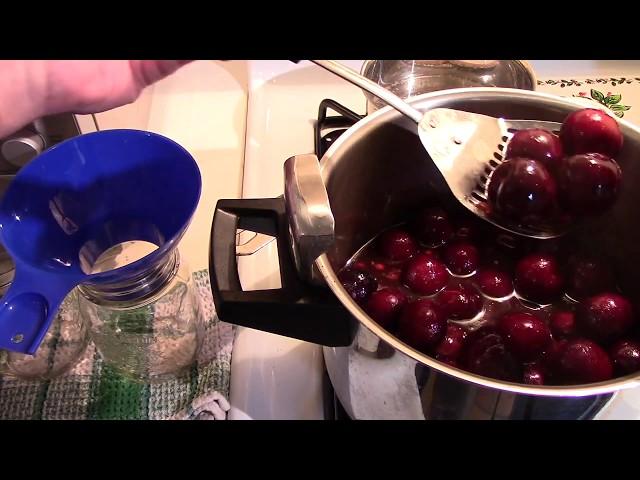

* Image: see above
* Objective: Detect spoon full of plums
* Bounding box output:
[311,60,624,240]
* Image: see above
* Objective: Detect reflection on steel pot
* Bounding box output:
[210,88,640,419]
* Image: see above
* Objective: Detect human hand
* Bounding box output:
[0,60,191,138]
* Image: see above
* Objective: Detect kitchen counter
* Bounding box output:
[146,60,249,272]
[90,60,250,272]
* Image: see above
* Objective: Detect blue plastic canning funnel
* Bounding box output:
[0,129,201,354]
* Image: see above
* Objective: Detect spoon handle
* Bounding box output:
[310,60,424,124]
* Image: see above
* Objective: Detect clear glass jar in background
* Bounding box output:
[77,241,204,383]
[0,176,16,294]
[1,238,89,381]
[0,289,90,380]
[0,246,14,297]
[360,60,537,114]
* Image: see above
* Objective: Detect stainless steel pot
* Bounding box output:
[210,88,640,419]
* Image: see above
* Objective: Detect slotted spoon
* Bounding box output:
[310,60,564,239]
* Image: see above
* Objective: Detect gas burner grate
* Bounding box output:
[314,99,363,159]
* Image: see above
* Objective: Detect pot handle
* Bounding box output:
[209,196,353,347]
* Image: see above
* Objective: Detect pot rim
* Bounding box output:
[315,87,640,397]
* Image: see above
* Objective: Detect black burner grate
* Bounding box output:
[314,99,363,159]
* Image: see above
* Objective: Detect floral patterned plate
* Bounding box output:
[537,77,640,122]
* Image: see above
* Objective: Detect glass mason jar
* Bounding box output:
[77,241,204,383]
[360,60,537,114]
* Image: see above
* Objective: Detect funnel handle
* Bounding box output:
[209,197,353,347]
[0,267,75,354]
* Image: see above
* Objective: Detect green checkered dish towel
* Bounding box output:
[0,270,234,420]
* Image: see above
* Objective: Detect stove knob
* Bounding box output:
[1,130,46,168]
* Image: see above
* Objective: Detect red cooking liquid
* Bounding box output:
[339,206,638,386]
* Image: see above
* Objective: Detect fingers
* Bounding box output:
[212,391,232,411]
[0,61,48,138]
[129,60,193,89]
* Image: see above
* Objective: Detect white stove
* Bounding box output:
[228,60,640,420]
[228,60,364,420]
